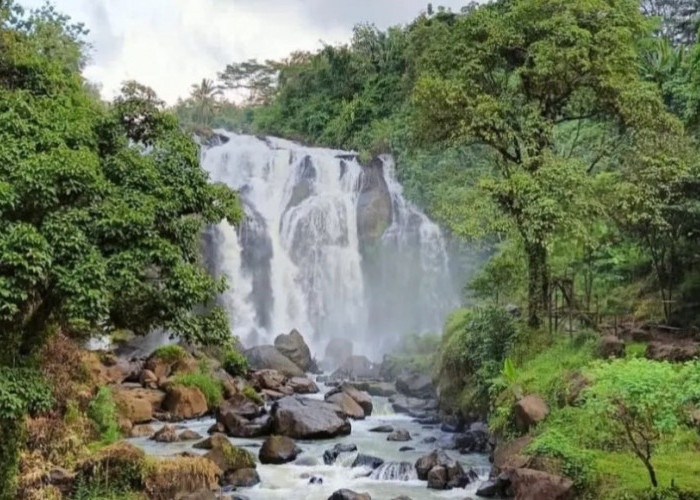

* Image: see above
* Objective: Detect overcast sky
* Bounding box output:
[28,1,467,103]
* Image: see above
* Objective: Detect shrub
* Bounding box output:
[527,428,598,491]
[151,345,186,364]
[242,386,263,405]
[437,306,522,415]
[171,373,223,409]
[223,349,248,377]
[87,388,120,445]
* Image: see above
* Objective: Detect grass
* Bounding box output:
[515,334,597,406]
[625,341,647,359]
[143,456,220,500]
[171,372,224,409]
[595,451,700,498]
[242,386,263,405]
[151,345,186,363]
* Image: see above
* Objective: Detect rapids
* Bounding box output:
[130,381,489,499]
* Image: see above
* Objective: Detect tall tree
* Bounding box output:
[189,78,223,126]
[411,0,679,326]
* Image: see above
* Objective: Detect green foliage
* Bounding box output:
[71,478,145,500]
[0,367,53,420]
[527,429,598,491]
[0,2,244,363]
[222,349,248,377]
[87,387,120,445]
[151,345,186,364]
[242,386,263,405]
[171,373,224,409]
[438,306,521,415]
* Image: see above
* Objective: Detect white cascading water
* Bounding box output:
[201,132,458,354]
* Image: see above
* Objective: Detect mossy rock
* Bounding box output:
[144,456,220,500]
[76,442,145,489]
[204,438,256,473]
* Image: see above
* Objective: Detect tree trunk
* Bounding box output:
[526,240,549,328]
[643,457,658,488]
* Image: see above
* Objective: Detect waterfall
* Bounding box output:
[369,462,417,481]
[201,132,459,354]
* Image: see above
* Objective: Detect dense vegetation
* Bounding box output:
[0,2,242,497]
[174,0,700,497]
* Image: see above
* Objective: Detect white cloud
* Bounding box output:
[28,0,468,103]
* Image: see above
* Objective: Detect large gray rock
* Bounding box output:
[330,355,379,380]
[396,371,435,399]
[216,394,270,438]
[274,329,313,372]
[326,392,365,420]
[245,345,304,377]
[325,338,354,367]
[356,156,392,246]
[508,468,574,500]
[271,396,351,439]
[514,395,549,432]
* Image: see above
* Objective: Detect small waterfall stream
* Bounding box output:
[201,132,460,354]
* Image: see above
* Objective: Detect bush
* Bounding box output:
[223,349,248,377]
[87,387,120,445]
[437,306,522,415]
[171,373,223,409]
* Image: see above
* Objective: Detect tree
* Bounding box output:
[410,0,677,326]
[0,3,243,495]
[584,359,700,488]
[218,59,278,105]
[188,78,223,126]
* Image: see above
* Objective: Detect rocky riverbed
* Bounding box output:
[131,380,491,499]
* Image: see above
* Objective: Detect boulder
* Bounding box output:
[139,369,158,389]
[476,478,508,498]
[253,369,290,394]
[288,376,319,394]
[142,456,220,500]
[492,436,533,473]
[598,335,625,358]
[514,395,549,431]
[163,386,208,419]
[369,425,393,433]
[387,429,411,442]
[224,467,260,488]
[178,429,203,441]
[508,468,574,500]
[151,424,179,443]
[193,433,229,450]
[415,450,458,481]
[330,355,378,380]
[274,329,313,371]
[396,371,435,399]
[351,381,396,397]
[351,454,384,469]
[271,396,351,439]
[259,435,300,464]
[451,423,491,453]
[427,465,448,489]
[328,490,371,500]
[325,338,354,367]
[326,392,365,420]
[323,443,358,465]
[245,345,304,377]
[390,395,432,415]
[339,383,373,415]
[111,387,164,424]
[216,393,267,437]
[203,438,256,475]
[130,424,155,438]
